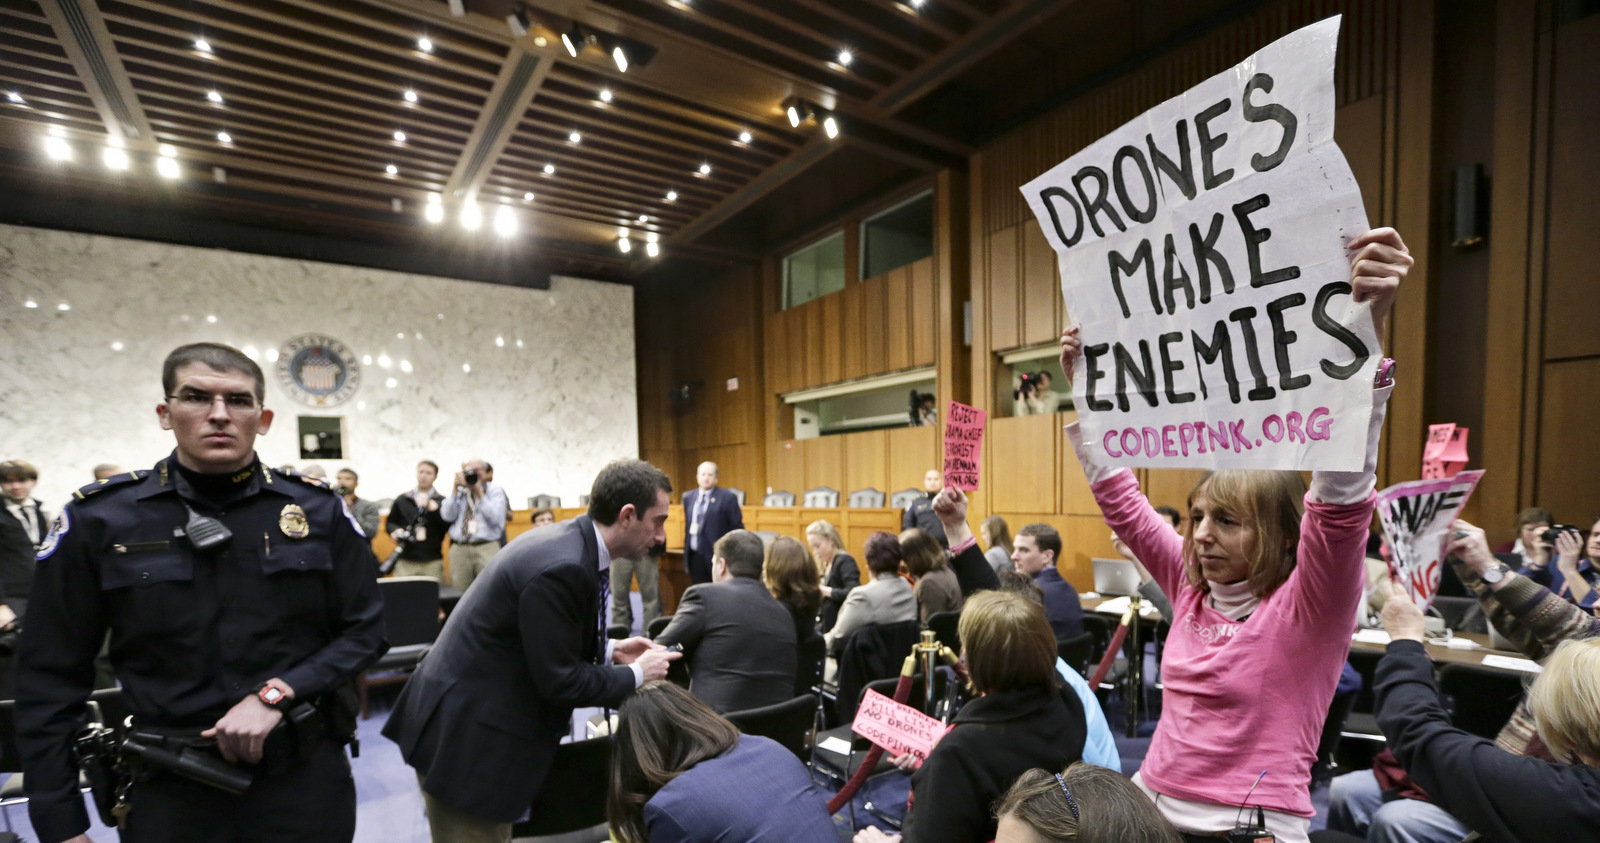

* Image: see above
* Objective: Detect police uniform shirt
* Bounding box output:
[14,454,388,843]
[902,493,949,548]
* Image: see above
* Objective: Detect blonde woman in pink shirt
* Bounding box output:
[1058,227,1412,843]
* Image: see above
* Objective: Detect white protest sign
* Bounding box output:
[1376,470,1484,612]
[1022,17,1376,471]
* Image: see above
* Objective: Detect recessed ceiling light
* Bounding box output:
[363,355,373,365]
[157,156,180,178]
[646,241,660,257]
[698,162,711,175]
[543,163,555,174]
[397,332,406,338]
[417,36,433,53]
[6,92,23,104]
[533,36,547,47]
[111,341,124,351]
[646,231,659,243]
[400,359,413,373]
[206,90,223,104]
[824,115,839,139]
[58,302,71,311]
[838,49,853,66]
[385,164,398,175]
[568,131,581,143]
[495,336,505,347]
[403,89,418,103]
[206,314,217,323]
[24,300,37,308]
[612,46,629,73]
[44,135,71,160]
[516,339,524,348]
[103,146,129,170]
[158,143,176,157]
[424,201,444,223]
[242,345,259,360]
[599,88,613,103]
[665,190,677,202]
[738,130,752,144]
[618,237,631,253]
[386,377,398,388]
[618,226,630,237]
[194,37,212,53]
[393,130,407,143]
[378,354,392,368]
[460,201,482,231]
[637,215,647,224]
[216,131,232,144]
[523,192,534,201]
[461,363,471,373]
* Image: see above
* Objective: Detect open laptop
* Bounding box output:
[1092,558,1142,597]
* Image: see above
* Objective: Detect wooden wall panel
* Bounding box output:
[887,424,938,494]
[861,277,889,374]
[821,293,844,385]
[844,430,889,498]
[1021,221,1058,347]
[1142,469,1206,516]
[841,282,866,381]
[803,434,845,494]
[768,439,804,498]
[802,301,825,387]
[910,257,936,366]
[884,266,912,371]
[1541,14,1600,362]
[988,226,1020,351]
[1535,359,1600,529]
[989,414,1058,514]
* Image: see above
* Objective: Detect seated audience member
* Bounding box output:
[607,681,837,843]
[994,764,1182,843]
[385,459,449,581]
[854,590,1088,843]
[1517,518,1598,610]
[1373,578,1600,841]
[1110,530,1175,625]
[336,467,380,538]
[809,519,860,632]
[1013,523,1083,640]
[997,571,1120,772]
[656,530,797,713]
[1331,517,1600,843]
[764,535,822,643]
[825,531,917,658]
[903,469,950,547]
[1056,229,1409,843]
[92,463,122,481]
[983,515,1015,575]
[902,528,963,621]
[531,506,556,527]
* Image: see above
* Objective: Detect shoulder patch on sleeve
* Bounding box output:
[72,471,144,501]
[270,467,336,494]
[35,508,69,560]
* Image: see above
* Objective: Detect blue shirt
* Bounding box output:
[1054,658,1121,772]
[644,735,838,843]
[1519,558,1600,610]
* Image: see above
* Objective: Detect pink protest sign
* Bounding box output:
[1421,423,1470,479]
[851,689,949,763]
[943,401,986,491]
[1376,470,1484,611]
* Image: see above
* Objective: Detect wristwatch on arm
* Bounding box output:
[254,679,293,709]
[1480,563,1513,586]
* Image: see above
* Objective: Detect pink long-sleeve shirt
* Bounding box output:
[1092,469,1371,817]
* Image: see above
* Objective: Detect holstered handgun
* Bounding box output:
[72,714,129,828]
[121,729,255,795]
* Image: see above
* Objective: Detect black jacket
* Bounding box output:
[385,489,448,561]
[819,552,860,632]
[1376,639,1600,842]
[0,503,34,616]
[382,515,635,821]
[902,683,1089,843]
[18,456,387,843]
[656,576,798,713]
[902,495,949,547]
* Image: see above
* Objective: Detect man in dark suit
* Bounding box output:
[1013,523,1084,640]
[682,461,743,585]
[382,459,682,842]
[656,530,798,713]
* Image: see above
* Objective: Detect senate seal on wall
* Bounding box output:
[275,334,361,407]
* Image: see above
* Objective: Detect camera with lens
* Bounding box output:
[462,468,480,487]
[1540,524,1584,545]
[332,484,351,497]
[1013,372,1041,401]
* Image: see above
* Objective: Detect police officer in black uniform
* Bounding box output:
[16,342,387,843]
[902,468,950,547]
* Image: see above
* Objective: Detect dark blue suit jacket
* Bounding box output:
[1034,565,1085,640]
[642,736,838,843]
[381,515,634,821]
[682,487,743,558]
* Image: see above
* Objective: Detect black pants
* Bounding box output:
[121,739,355,843]
[686,549,713,585]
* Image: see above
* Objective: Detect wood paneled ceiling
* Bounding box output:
[1,0,1074,280]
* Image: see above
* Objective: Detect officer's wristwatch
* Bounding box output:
[255,681,289,709]
[1481,563,1512,585]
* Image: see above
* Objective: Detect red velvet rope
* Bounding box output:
[825,671,913,814]
[1087,617,1131,689]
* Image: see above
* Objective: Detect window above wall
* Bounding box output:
[861,191,933,280]
[999,344,1072,418]
[784,367,936,438]
[782,231,845,309]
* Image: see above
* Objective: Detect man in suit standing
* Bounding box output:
[385,460,449,581]
[383,459,682,842]
[656,530,798,713]
[682,461,743,585]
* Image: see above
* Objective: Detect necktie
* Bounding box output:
[596,566,611,659]
[20,506,38,546]
[691,492,709,552]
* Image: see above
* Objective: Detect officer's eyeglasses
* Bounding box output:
[166,389,260,414]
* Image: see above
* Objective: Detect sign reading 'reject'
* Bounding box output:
[1022,17,1378,471]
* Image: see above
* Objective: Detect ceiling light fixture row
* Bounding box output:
[782,96,841,139]
[560,22,658,73]
[422,194,520,238]
[42,130,183,179]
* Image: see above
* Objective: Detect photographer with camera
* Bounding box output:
[1512,520,1599,610]
[333,468,379,539]
[383,460,448,581]
[1013,371,1063,417]
[16,343,386,843]
[442,457,510,591]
